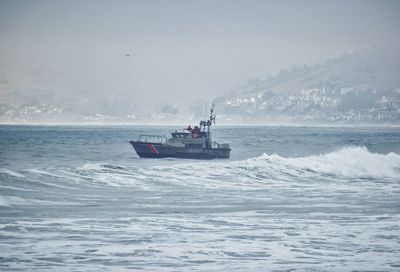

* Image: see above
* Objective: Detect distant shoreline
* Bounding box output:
[1,122,399,128]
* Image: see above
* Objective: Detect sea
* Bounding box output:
[0,125,399,271]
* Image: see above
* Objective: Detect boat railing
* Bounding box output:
[210,141,230,149]
[218,143,230,149]
[137,134,167,144]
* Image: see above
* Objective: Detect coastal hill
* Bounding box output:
[213,48,400,124]
[1,48,399,124]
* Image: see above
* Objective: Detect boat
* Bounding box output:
[129,104,231,159]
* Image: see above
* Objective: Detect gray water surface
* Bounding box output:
[1,125,400,271]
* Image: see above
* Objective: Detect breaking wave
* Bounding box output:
[246,146,400,179]
[138,146,400,189]
[1,147,399,191]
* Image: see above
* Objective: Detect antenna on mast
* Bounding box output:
[210,102,216,124]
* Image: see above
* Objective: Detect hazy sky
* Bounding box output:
[1,0,399,112]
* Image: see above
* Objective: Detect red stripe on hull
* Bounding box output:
[147,143,159,155]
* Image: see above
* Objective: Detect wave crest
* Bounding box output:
[250,146,400,179]
[3,147,398,191]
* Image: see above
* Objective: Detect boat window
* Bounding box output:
[172,133,189,138]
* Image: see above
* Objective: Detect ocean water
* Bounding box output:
[0,125,400,271]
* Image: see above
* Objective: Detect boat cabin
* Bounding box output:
[171,130,207,139]
[171,131,191,138]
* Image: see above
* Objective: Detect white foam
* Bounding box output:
[137,146,400,189]
[0,195,78,206]
[0,168,26,178]
[254,146,400,179]
[39,147,399,190]
[24,168,57,176]
[79,163,103,171]
[79,163,126,171]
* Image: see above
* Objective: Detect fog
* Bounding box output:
[0,0,399,118]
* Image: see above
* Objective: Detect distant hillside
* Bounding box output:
[214,48,400,124]
[2,48,399,125]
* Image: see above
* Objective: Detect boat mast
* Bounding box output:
[207,103,216,142]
